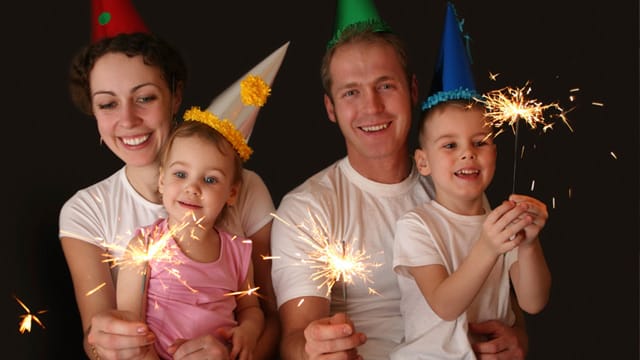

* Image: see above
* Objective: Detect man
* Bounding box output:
[271,2,528,359]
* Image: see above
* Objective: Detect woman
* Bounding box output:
[60,32,279,360]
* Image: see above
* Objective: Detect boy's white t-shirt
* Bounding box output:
[391,200,517,360]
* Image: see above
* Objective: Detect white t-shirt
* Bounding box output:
[391,200,517,360]
[271,157,435,360]
[59,166,274,279]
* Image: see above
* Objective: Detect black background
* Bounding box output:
[5,1,638,359]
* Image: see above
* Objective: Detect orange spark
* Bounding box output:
[86,282,106,296]
[225,285,262,299]
[15,296,47,334]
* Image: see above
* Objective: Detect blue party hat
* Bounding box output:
[421,2,478,111]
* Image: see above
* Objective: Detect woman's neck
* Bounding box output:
[125,163,162,204]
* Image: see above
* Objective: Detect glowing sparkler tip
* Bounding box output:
[478,83,568,134]
[273,210,382,298]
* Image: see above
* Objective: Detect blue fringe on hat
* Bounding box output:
[421,87,480,111]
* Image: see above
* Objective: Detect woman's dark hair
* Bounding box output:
[69,32,188,115]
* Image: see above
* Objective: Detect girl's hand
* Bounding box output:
[168,334,230,360]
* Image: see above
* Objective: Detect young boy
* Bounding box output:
[392,100,551,359]
[390,3,551,359]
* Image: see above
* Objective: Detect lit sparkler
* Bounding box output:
[271,211,382,302]
[15,295,47,334]
[475,81,573,193]
[101,216,198,297]
[102,220,189,274]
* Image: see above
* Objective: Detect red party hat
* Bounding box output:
[91,0,149,43]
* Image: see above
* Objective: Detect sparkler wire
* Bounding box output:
[512,120,520,194]
[341,239,347,306]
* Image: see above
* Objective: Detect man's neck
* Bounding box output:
[347,151,412,184]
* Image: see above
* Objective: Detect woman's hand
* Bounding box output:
[87,309,156,360]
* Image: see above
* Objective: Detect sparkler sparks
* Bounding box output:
[271,211,382,298]
[102,220,189,273]
[100,216,199,296]
[475,81,574,193]
[477,82,573,134]
[15,296,47,334]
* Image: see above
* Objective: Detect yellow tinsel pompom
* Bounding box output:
[183,106,253,161]
[240,75,271,107]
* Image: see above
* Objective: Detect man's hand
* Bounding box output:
[303,313,366,360]
[469,320,528,360]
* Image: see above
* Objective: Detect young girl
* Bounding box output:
[117,118,264,360]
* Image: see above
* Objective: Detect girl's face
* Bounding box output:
[159,136,239,228]
[416,104,496,214]
[90,53,180,167]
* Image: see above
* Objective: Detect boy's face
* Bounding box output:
[415,103,496,213]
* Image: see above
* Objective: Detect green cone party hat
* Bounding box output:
[327,0,392,48]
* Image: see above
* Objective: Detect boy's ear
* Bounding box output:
[414,148,431,176]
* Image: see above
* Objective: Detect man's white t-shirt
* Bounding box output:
[271,157,435,360]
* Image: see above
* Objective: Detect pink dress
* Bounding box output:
[140,219,252,359]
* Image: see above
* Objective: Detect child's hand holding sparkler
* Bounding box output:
[508,194,548,246]
[479,200,534,255]
[506,194,551,315]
